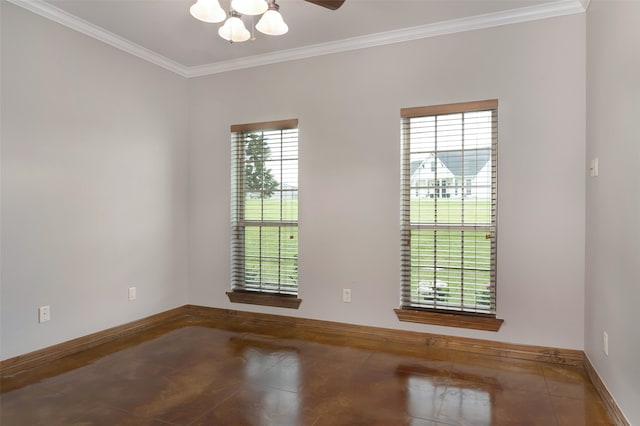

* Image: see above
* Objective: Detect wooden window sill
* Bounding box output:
[226,291,302,309]
[394,308,504,332]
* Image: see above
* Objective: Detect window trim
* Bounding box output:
[400,99,498,119]
[394,308,503,331]
[230,119,298,133]
[397,100,503,330]
[229,119,300,308]
[226,291,302,309]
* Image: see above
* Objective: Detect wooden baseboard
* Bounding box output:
[2,305,628,423]
[1,304,585,384]
[4,304,628,423]
[0,306,189,378]
[584,355,630,426]
[184,305,584,366]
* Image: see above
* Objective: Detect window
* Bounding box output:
[397,100,502,331]
[229,119,300,309]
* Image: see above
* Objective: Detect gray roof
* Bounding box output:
[437,149,490,177]
[410,149,491,179]
[410,159,425,177]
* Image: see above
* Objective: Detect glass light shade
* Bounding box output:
[218,16,251,42]
[256,9,288,36]
[189,0,226,23]
[231,0,268,16]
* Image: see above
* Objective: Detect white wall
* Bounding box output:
[189,14,586,349]
[0,3,189,359]
[586,1,640,424]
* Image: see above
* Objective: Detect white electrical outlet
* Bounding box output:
[343,288,352,303]
[38,305,50,323]
[603,331,609,356]
[128,287,137,301]
[590,157,599,177]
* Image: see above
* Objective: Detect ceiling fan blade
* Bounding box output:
[304,0,346,10]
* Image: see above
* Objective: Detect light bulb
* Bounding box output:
[189,0,226,23]
[218,15,251,42]
[231,0,268,16]
[256,4,288,36]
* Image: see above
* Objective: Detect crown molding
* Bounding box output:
[5,0,191,77]
[8,0,586,79]
[187,0,586,77]
[578,0,592,10]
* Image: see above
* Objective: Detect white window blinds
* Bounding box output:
[401,100,497,315]
[231,119,299,296]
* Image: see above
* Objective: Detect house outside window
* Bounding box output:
[229,119,300,309]
[398,100,502,330]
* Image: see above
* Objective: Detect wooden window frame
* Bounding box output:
[229,119,301,309]
[397,100,503,331]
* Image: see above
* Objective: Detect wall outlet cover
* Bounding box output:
[38,305,50,323]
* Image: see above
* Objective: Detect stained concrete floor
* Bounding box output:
[0,324,613,425]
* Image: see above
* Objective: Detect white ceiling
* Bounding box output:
[11,0,587,77]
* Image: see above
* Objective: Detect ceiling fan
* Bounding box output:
[303,0,345,10]
[191,0,345,42]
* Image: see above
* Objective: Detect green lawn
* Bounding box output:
[242,198,298,293]
[408,229,492,310]
[244,197,298,222]
[410,198,492,224]
[408,198,494,311]
[239,197,495,310]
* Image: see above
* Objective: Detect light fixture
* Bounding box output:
[256,1,288,36]
[190,0,226,23]
[190,0,287,43]
[231,0,268,16]
[218,10,251,42]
